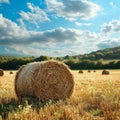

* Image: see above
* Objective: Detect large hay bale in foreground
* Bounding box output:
[15,60,74,101]
[102,70,110,75]
[0,69,4,76]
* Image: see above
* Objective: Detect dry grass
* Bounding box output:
[0,70,120,120]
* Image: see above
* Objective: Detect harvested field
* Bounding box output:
[0,70,120,120]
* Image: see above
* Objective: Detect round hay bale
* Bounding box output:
[102,70,110,75]
[0,69,4,76]
[93,70,96,72]
[88,70,91,73]
[9,71,13,74]
[15,60,74,101]
[78,70,83,73]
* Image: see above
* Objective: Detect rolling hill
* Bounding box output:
[0,46,120,61]
[0,46,120,70]
[62,46,120,61]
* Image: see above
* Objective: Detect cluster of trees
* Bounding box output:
[63,46,120,60]
[0,56,35,70]
[0,46,120,70]
[65,59,120,70]
[0,56,120,70]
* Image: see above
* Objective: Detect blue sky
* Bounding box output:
[0,0,120,57]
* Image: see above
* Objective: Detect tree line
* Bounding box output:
[0,56,120,70]
[0,46,120,70]
[65,59,120,70]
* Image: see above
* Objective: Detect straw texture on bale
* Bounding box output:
[0,69,4,76]
[102,70,110,75]
[15,61,74,101]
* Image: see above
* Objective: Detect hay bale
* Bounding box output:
[102,70,110,75]
[78,70,83,73]
[88,70,91,72]
[93,70,96,72]
[0,69,4,76]
[15,60,74,101]
[9,71,13,74]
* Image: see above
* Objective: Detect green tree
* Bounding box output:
[35,56,50,61]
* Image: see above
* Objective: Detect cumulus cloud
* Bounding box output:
[1,14,120,56]
[97,19,120,50]
[101,20,120,33]
[109,2,115,7]
[19,2,50,26]
[0,0,9,4]
[0,14,29,45]
[97,39,120,49]
[0,14,100,56]
[5,45,77,57]
[75,22,92,26]
[46,0,101,20]
[8,45,52,56]
[0,14,98,45]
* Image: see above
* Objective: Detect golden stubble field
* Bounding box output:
[0,70,120,120]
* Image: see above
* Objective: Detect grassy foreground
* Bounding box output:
[0,70,120,120]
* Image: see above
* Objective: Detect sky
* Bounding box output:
[0,0,120,57]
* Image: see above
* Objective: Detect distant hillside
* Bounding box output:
[88,46,120,60]
[0,46,120,61]
[63,46,120,61]
[0,46,120,70]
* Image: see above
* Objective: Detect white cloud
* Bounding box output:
[5,45,72,57]
[101,20,120,34]
[109,2,115,7]
[19,2,50,26]
[0,14,98,46]
[98,19,120,49]
[0,14,100,56]
[0,14,120,56]
[97,38,120,49]
[0,0,9,4]
[75,22,92,26]
[46,0,101,21]
[17,18,26,30]
[0,14,29,44]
